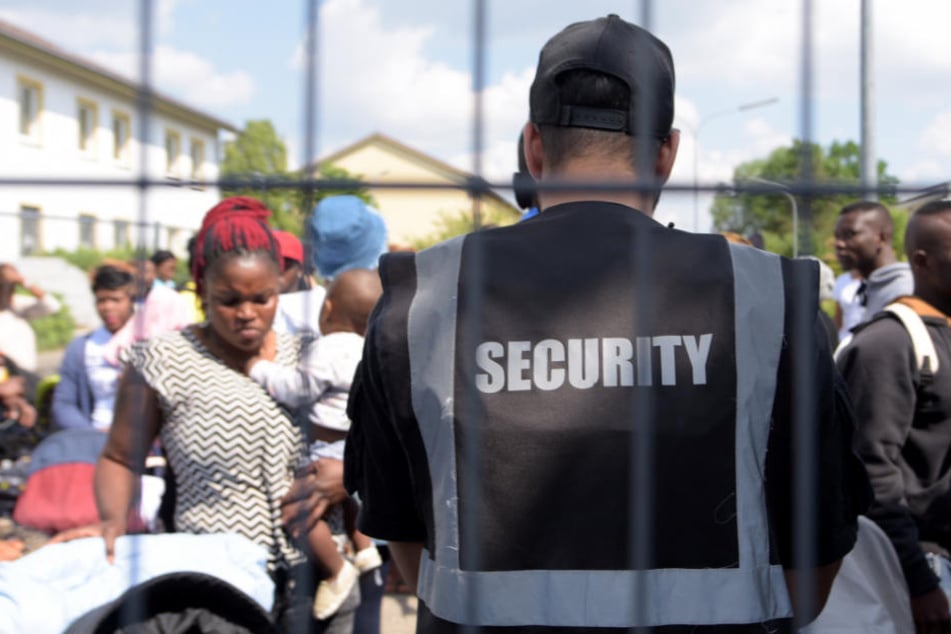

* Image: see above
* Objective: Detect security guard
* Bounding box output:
[345,15,868,633]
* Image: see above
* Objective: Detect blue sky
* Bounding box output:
[2,0,949,232]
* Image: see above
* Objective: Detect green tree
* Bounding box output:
[710,140,900,266]
[221,120,301,232]
[311,163,376,209]
[221,120,375,235]
[410,205,519,251]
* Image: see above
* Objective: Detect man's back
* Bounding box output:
[837,300,951,597]
[346,202,866,632]
[453,203,753,573]
[346,13,865,632]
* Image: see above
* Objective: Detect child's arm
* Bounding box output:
[249,340,330,407]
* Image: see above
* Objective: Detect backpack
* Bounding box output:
[835,301,939,383]
[883,302,939,383]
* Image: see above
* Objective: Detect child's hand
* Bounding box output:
[244,331,277,375]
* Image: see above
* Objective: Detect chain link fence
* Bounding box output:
[0,1,944,632]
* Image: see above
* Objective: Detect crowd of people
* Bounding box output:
[0,12,949,634]
[0,194,395,632]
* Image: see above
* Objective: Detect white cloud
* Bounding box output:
[901,109,951,185]
[744,118,793,158]
[919,110,951,158]
[156,0,182,35]
[445,68,535,181]
[0,6,135,48]
[900,160,945,184]
[0,0,181,49]
[875,2,951,81]
[667,0,951,111]
[0,1,250,110]
[662,112,793,233]
[314,0,470,152]
[89,46,254,109]
[667,0,800,94]
[295,0,536,188]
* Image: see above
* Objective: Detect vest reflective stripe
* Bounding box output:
[406,235,793,627]
[407,235,466,570]
[727,242,791,621]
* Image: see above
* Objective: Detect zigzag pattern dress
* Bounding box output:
[128,328,307,573]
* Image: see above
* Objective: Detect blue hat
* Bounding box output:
[308,195,388,279]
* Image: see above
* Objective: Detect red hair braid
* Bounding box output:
[192,196,283,296]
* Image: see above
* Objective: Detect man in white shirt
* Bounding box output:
[272,230,326,336]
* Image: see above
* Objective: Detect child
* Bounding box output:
[249,267,384,620]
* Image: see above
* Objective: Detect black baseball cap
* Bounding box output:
[529,14,675,138]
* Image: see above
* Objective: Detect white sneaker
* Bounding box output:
[313,559,358,620]
[353,545,383,573]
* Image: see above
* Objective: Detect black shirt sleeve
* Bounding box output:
[345,254,431,544]
[765,259,871,569]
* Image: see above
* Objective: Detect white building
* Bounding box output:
[0,19,236,258]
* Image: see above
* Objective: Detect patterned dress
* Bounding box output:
[128,328,307,573]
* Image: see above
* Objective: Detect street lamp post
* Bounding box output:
[689,97,779,232]
[747,177,799,258]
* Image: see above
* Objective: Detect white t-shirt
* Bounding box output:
[273,286,327,336]
[833,272,864,342]
[85,326,121,430]
[249,331,363,432]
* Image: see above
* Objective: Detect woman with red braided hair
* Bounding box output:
[52,197,355,632]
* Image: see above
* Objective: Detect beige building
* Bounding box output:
[317,133,519,247]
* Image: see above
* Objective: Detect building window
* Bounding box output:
[77,99,98,155]
[113,111,131,164]
[79,214,97,250]
[190,138,205,184]
[19,206,41,256]
[113,220,130,249]
[17,77,43,142]
[165,130,181,176]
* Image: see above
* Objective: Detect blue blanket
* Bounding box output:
[0,533,274,633]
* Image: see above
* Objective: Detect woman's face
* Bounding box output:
[156,258,177,282]
[95,286,134,334]
[204,253,280,353]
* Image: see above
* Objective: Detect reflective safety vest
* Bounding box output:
[399,204,796,629]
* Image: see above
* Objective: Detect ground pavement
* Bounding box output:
[381,593,418,633]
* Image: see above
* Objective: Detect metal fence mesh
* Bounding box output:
[1,0,936,631]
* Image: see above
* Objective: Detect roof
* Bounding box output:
[0,18,237,133]
[316,132,518,212]
[897,181,951,210]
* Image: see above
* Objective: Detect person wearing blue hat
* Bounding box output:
[308,195,389,281]
[287,194,392,629]
[274,196,388,337]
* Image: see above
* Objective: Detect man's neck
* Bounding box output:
[866,249,898,278]
[915,290,951,321]
[537,162,656,214]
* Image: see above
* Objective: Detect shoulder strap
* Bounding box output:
[833,334,851,363]
[885,302,939,378]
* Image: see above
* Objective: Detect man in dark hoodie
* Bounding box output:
[837,200,951,633]
[833,201,913,336]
